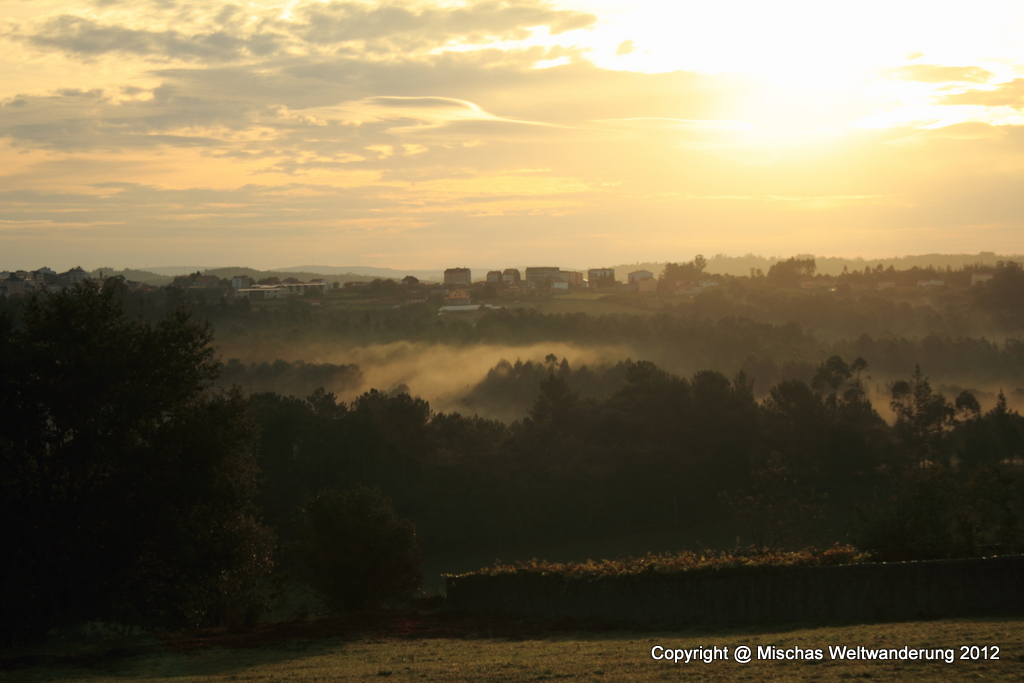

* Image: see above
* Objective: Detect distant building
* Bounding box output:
[588,268,616,289]
[402,275,420,287]
[173,272,221,288]
[235,285,289,300]
[1,275,27,298]
[445,288,472,303]
[559,271,583,288]
[287,280,328,295]
[917,279,945,289]
[60,266,90,286]
[486,270,503,284]
[444,268,472,286]
[235,280,328,298]
[230,276,251,289]
[502,268,521,286]
[628,270,654,285]
[525,267,560,289]
[343,281,370,290]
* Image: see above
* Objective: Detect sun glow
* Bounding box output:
[562,0,1024,134]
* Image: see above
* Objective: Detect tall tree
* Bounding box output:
[889,366,956,468]
[0,283,273,643]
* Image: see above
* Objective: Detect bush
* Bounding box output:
[861,466,1024,561]
[293,486,424,612]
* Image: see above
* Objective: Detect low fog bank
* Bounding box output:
[215,338,1024,424]
[215,341,637,418]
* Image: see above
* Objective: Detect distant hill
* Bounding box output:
[605,262,668,280]
[102,253,1024,287]
[140,266,213,277]
[202,267,376,283]
[706,252,1023,277]
[278,265,444,282]
[95,265,430,285]
[90,268,173,286]
[608,253,1023,279]
[115,265,384,283]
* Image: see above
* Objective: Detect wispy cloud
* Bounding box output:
[884,64,993,84]
[940,78,1024,109]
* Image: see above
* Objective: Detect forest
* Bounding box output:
[1,258,1023,643]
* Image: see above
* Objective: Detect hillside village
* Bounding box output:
[0,263,665,301]
[0,257,1008,307]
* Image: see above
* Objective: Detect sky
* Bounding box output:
[2,0,1023,271]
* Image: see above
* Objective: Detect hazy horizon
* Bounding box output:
[6,250,1022,279]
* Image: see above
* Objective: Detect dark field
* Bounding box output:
[4,613,1022,682]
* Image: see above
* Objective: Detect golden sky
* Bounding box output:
[2,0,1023,270]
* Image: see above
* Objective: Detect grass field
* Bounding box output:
[4,613,1022,682]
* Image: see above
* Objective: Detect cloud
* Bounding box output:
[4,1,700,157]
[295,0,595,46]
[369,96,478,109]
[615,39,634,56]
[8,3,1024,270]
[4,116,1024,270]
[0,46,749,195]
[885,64,993,83]
[940,79,1024,109]
[0,82,256,151]
[24,14,283,62]
[16,1,595,64]
[55,88,106,99]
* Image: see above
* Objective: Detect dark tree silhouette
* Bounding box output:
[293,485,424,612]
[0,283,274,643]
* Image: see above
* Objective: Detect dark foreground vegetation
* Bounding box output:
[2,275,1024,644]
[0,286,275,642]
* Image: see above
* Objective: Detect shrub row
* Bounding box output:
[453,544,871,581]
